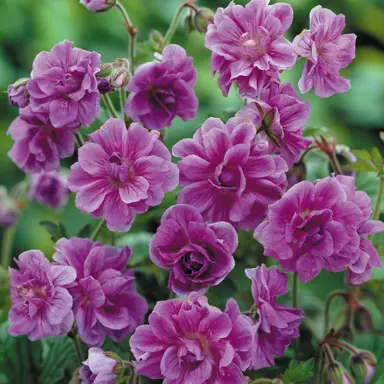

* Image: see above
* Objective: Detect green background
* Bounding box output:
[0,1,384,382]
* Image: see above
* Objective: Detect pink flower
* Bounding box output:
[245,265,303,369]
[125,44,198,130]
[237,82,311,167]
[8,107,78,174]
[27,40,100,127]
[8,250,76,341]
[255,175,383,284]
[205,0,296,97]
[130,293,252,383]
[8,82,29,109]
[80,0,116,12]
[80,348,121,384]
[293,6,356,97]
[173,117,287,230]
[150,204,237,295]
[68,118,179,232]
[53,237,147,346]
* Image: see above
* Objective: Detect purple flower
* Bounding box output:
[237,83,311,167]
[80,348,121,384]
[125,44,198,130]
[245,265,303,369]
[150,204,237,295]
[255,175,383,284]
[130,293,252,383]
[53,237,147,346]
[27,40,100,128]
[8,81,29,108]
[80,0,116,12]
[29,171,69,209]
[293,6,356,97]
[8,250,76,341]
[205,0,296,97]
[173,117,287,230]
[7,107,78,174]
[0,187,19,228]
[68,118,178,232]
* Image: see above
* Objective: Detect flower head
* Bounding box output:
[8,80,29,108]
[80,0,116,12]
[173,117,287,230]
[29,171,69,209]
[293,6,356,97]
[8,250,76,341]
[130,293,252,383]
[53,237,147,346]
[237,82,311,166]
[27,40,100,127]
[68,118,178,232]
[150,204,237,295]
[255,175,384,284]
[0,187,19,228]
[7,107,78,174]
[206,0,296,97]
[245,265,303,369]
[125,44,198,130]
[80,348,121,384]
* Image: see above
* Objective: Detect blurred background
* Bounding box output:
[0,0,384,382]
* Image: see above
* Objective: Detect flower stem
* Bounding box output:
[249,379,273,384]
[115,1,137,70]
[70,335,84,365]
[324,290,348,334]
[373,176,384,221]
[91,219,106,241]
[322,343,337,364]
[101,94,119,118]
[119,87,127,121]
[75,132,84,147]
[292,272,300,359]
[328,152,343,175]
[1,226,16,268]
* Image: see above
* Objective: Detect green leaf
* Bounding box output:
[39,221,67,242]
[117,232,152,266]
[77,223,93,238]
[303,127,329,138]
[345,159,377,173]
[354,149,372,161]
[282,359,314,383]
[39,336,76,384]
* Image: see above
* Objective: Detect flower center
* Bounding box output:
[218,166,237,188]
[17,282,48,301]
[182,252,204,276]
[106,153,135,186]
[243,37,267,55]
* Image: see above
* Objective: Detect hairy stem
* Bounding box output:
[1,226,16,268]
[70,335,84,365]
[91,219,106,241]
[101,94,119,118]
[324,290,348,334]
[119,87,127,120]
[328,152,343,175]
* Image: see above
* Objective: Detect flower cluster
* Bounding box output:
[173,117,288,230]
[68,118,179,232]
[255,175,384,284]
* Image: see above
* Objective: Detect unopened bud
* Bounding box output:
[323,362,355,384]
[0,187,19,228]
[272,380,284,384]
[334,145,357,177]
[8,78,30,108]
[194,7,215,33]
[113,58,130,70]
[287,161,306,189]
[104,351,124,375]
[354,305,374,333]
[110,67,130,88]
[351,350,376,383]
[80,0,116,13]
[149,30,165,52]
[184,14,196,34]
[97,78,114,94]
[98,63,114,77]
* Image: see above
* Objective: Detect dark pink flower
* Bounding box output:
[293,6,356,97]
[68,118,179,232]
[7,107,78,174]
[150,204,237,295]
[29,171,69,209]
[27,40,100,128]
[8,250,76,341]
[255,175,383,284]
[173,117,287,230]
[245,265,303,369]
[125,44,198,130]
[205,0,296,97]
[53,237,147,346]
[130,293,252,383]
[8,82,29,108]
[237,82,311,167]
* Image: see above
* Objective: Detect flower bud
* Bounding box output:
[351,350,376,383]
[272,380,284,384]
[287,162,306,189]
[8,78,30,108]
[0,187,19,228]
[184,14,196,34]
[110,67,130,89]
[80,0,116,13]
[113,58,130,70]
[98,63,114,77]
[354,305,374,333]
[194,7,215,33]
[149,30,165,52]
[97,77,115,94]
[334,145,357,177]
[323,362,355,384]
